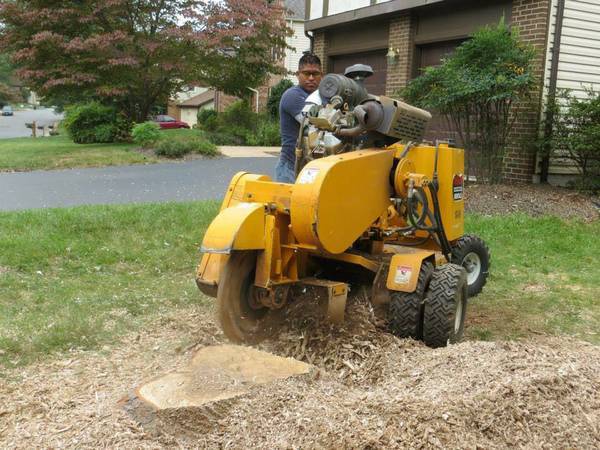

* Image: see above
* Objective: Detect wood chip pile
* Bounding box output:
[1,302,599,449]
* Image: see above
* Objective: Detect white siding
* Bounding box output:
[544,0,600,100]
[310,0,323,19]
[540,0,600,181]
[285,21,312,82]
[309,0,393,20]
[329,0,370,16]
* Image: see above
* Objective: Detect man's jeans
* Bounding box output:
[275,157,296,184]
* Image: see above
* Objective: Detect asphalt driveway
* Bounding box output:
[0,157,277,211]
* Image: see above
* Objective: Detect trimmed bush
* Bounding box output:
[155,137,218,158]
[219,100,258,130]
[246,119,280,146]
[197,108,218,131]
[194,138,219,156]
[131,122,161,148]
[63,102,131,144]
[199,100,281,146]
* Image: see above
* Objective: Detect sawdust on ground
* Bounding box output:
[1,297,599,449]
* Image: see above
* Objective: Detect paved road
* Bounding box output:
[0,157,277,211]
[0,108,63,139]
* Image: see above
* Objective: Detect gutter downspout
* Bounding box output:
[247,87,259,113]
[541,0,566,183]
[305,29,314,52]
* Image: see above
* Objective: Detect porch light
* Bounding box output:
[386,47,398,65]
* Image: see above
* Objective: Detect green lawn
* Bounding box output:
[0,204,598,368]
[0,201,219,367]
[465,214,599,343]
[0,129,217,171]
[0,135,155,171]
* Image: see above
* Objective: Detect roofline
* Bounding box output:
[305,0,445,31]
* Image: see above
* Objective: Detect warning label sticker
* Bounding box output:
[453,174,464,201]
[298,168,320,184]
[394,266,412,285]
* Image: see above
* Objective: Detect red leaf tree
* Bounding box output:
[0,0,290,121]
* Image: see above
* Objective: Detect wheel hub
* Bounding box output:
[462,252,482,285]
[454,293,464,334]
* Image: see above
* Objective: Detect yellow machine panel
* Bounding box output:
[386,249,435,293]
[393,143,464,242]
[200,202,266,254]
[196,172,273,296]
[290,150,395,254]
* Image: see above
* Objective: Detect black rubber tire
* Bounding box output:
[422,264,468,349]
[451,234,490,297]
[216,250,268,344]
[388,261,434,340]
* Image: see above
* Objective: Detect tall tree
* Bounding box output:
[0,0,289,121]
[0,53,21,106]
[188,0,290,100]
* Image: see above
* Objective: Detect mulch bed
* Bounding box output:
[465,183,599,222]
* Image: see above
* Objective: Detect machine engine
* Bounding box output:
[296,69,432,175]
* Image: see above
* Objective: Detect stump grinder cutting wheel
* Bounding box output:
[196,67,490,348]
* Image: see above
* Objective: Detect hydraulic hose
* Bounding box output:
[407,187,430,228]
[403,182,452,259]
[428,182,452,260]
[430,141,453,260]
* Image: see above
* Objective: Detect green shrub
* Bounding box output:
[219,100,258,130]
[267,78,294,118]
[550,88,600,193]
[246,119,280,146]
[63,102,131,144]
[201,100,281,146]
[131,122,161,148]
[197,108,218,131]
[155,137,219,158]
[204,128,246,147]
[193,139,219,156]
[402,20,536,183]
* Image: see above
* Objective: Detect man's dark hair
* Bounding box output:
[299,51,321,69]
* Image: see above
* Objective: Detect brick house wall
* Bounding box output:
[385,13,414,96]
[503,0,551,183]
[310,0,552,183]
[312,31,328,73]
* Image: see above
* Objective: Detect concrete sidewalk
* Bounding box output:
[218,146,280,158]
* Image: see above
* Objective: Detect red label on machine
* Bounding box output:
[453,174,464,201]
[394,266,412,285]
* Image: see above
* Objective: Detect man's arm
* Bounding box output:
[280,88,308,124]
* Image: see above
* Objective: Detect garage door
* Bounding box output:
[330,50,387,95]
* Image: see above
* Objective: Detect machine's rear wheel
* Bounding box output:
[422,264,467,348]
[388,261,434,340]
[451,234,490,297]
[216,250,269,344]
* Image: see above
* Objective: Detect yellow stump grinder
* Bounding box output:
[196,65,490,348]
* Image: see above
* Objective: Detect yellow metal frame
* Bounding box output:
[197,143,464,303]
